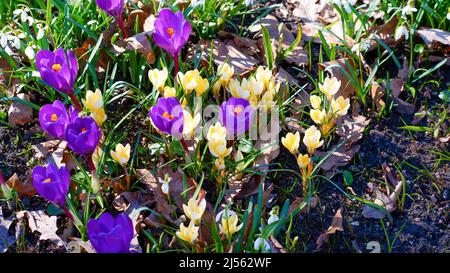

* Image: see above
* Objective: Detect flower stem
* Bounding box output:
[180,138,192,163]
[173,54,179,80]
[62,206,74,221]
[87,156,96,173]
[69,93,83,112]
[117,17,128,39]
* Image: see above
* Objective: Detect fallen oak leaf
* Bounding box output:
[6,173,35,196]
[318,58,357,99]
[316,207,344,250]
[192,39,261,74]
[7,93,33,127]
[17,210,64,247]
[416,28,450,47]
[362,163,403,219]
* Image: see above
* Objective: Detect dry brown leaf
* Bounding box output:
[32,140,76,171]
[7,93,33,127]
[318,58,356,98]
[6,173,35,195]
[315,144,361,171]
[67,238,96,253]
[316,207,344,250]
[292,0,321,23]
[371,82,386,111]
[417,28,450,47]
[250,14,308,66]
[269,235,289,253]
[336,114,370,146]
[315,114,370,171]
[288,196,318,215]
[362,163,403,219]
[135,169,177,224]
[17,210,64,246]
[194,39,260,74]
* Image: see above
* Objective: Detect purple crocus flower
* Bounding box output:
[36,48,78,94]
[153,8,191,59]
[32,163,70,208]
[65,115,101,155]
[87,212,133,253]
[220,98,254,135]
[95,0,125,18]
[149,97,184,136]
[38,100,69,139]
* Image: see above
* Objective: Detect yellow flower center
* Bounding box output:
[51,113,58,122]
[43,178,51,183]
[52,63,62,72]
[167,27,174,37]
[234,106,243,115]
[81,128,87,133]
[162,111,174,120]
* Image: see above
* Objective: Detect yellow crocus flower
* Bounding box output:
[297,154,311,169]
[110,143,131,167]
[216,209,242,239]
[228,78,250,99]
[255,66,272,90]
[148,67,168,92]
[176,221,199,244]
[259,91,274,110]
[90,108,107,127]
[249,76,263,96]
[281,131,300,155]
[319,76,341,100]
[182,196,207,225]
[208,137,232,158]
[331,96,350,116]
[177,70,200,95]
[303,126,324,155]
[212,81,221,97]
[195,77,209,97]
[183,110,201,138]
[310,109,326,125]
[215,157,225,171]
[163,86,176,98]
[217,63,234,86]
[310,95,322,110]
[206,122,227,141]
[83,89,104,111]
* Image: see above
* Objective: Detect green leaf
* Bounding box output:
[238,139,253,153]
[399,125,433,132]
[261,26,274,69]
[169,140,185,156]
[343,170,353,187]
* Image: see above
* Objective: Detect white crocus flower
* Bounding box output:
[395,25,409,41]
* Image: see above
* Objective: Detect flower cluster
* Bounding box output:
[207,122,232,171]
[82,89,107,127]
[214,65,278,110]
[310,76,350,137]
[177,196,206,244]
[282,126,324,193]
